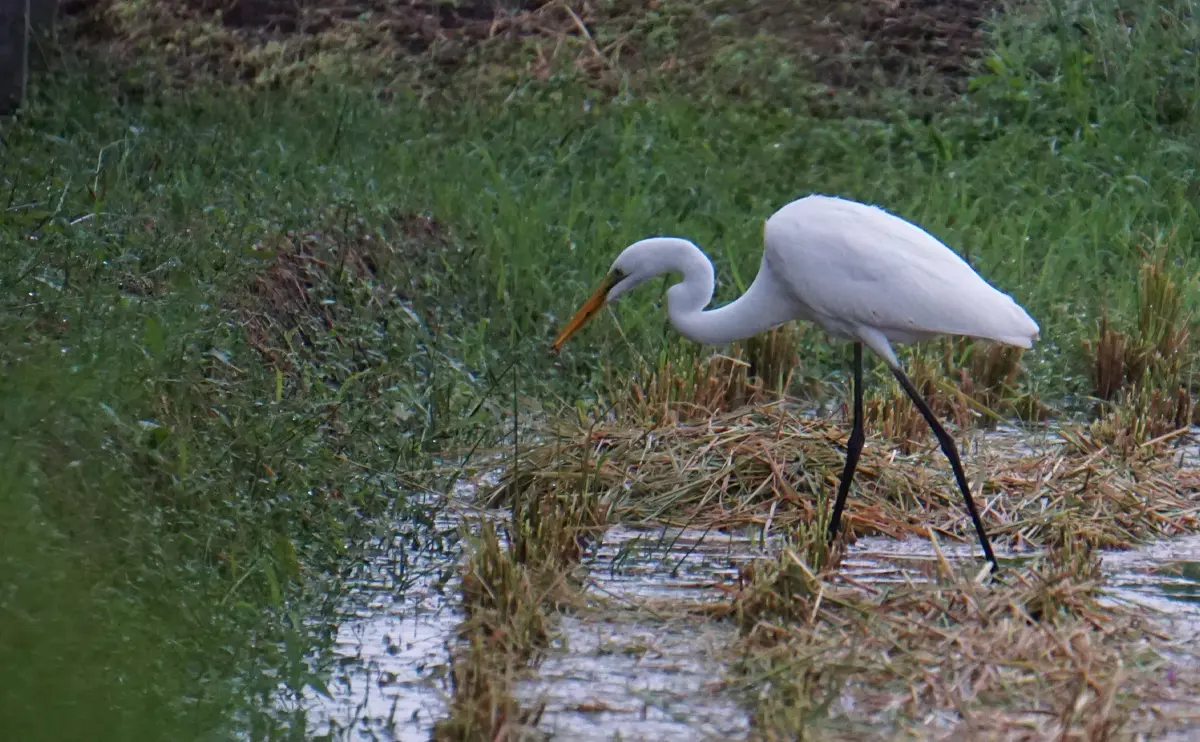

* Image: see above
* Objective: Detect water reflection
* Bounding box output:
[514,526,759,741]
[298,510,462,742]
[298,521,1200,740]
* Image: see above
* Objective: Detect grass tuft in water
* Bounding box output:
[1076,250,1195,455]
[438,464,609,738]
[727,549,1179,739]
[1019,524,1107,625]
[733,509,844,632]
[433,623,547,742]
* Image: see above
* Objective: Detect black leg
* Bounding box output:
[827,343,864,544]
[890,366,1000,576]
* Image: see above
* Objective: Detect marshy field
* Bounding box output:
[3,0,1200,739]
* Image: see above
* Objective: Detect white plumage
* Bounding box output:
[761,196,1038,366]
[552,194,1041,576]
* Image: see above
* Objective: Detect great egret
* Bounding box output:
[551,195,1040,575]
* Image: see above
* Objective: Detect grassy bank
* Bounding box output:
[0,81,469,737]
[3,0,1199,737]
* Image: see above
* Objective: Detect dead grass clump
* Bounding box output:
[1080,250,1195,454]
[483,407,850,534]
[1136,253,1191,374]
[1042,524,1104,584]
[1013,526,1107,627]
[458,520,552,658]
[733,505,846,632]
[866,337,1041,453]
[614,353,759,424]
[728,560,1178,740]
[609,324,803,425]
[243,212,410,368]
[459,483,606,648]
[1091,312,1133,403]
[736,323,804,396]
[437,517,555,741]
[957,341,1024,407]
[476,404,1200,554]
[508,486,606,594]
[439,480,607,739]
[432,630,546,742]
[1088,252,1191,395]
[1065,381,1194,460]
[733,641,845,741]
[864,352,940,455]
[954,337,1049,422]
[734,547,845,635]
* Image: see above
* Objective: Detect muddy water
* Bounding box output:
[296,508,1200,741]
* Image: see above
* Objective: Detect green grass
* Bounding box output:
[2,0,1199,736]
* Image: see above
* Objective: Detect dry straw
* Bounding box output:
[724,538,1195,740]
[456,249,1200,739]
[487,400,1200,551]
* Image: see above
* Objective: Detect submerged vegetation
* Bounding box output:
[726,541,1186,740]
[4,0,1200,738]
[435,471,606,740]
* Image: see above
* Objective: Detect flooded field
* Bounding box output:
[296,513,1200,740]
[293,493,462,742]
[278,413,1200,734]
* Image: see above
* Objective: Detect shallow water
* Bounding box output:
[521,614,746,742]
[295,505,463,742]
[297,509,1200,741]
[515,526,760,741]
[287,421,1200,739]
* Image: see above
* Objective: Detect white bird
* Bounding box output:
[551,194,1040,575]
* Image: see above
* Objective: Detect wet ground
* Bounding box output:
[293,498,462,742]
[296,515,1200,741]
[288,421,1200,739]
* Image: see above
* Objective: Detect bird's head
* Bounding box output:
[551,239,683,353]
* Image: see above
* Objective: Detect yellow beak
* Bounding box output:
[551,273,619,353]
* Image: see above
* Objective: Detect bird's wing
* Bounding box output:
[763,197,1038,346]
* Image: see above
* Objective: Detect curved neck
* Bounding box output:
[662,241,798,346]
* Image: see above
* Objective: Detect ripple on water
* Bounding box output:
[515,525,761,741]
[298,517,1200,740]
[298,517,462,741]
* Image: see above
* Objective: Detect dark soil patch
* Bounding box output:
[740,0,1001,94]
[65,0,1004,100]
[239,207,480,379]
[243,210,428,364]
[68,0,543,55]
[244,228,375,371]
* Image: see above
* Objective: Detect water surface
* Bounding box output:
[299,512,1200,740]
